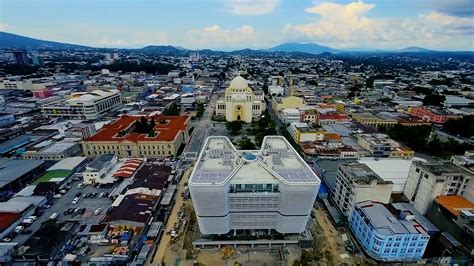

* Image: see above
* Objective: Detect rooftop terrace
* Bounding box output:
[189,136,320,185]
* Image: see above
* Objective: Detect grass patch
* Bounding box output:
[32,169,71,185]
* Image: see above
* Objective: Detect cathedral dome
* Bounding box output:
[229,76,248,89]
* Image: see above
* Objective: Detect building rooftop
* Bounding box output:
[47,157,87,171]
[414,161,471,176]
[189,136,320,185]
[434,195,474,217]
[358,157,426,192]
[87,154,115,171]
[102,193,157,224]
[356,201,430,236]
[340,163,387,185]
[0,159,45,189]
[84,115,189,143]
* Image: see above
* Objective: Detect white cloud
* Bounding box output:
[187,25,259,48]
[227,0,279,15]
[283,1,474,50]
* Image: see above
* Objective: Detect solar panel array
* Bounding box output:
[190,136,320,184]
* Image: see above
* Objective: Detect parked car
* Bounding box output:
[77,183,87,189]
[75,193,82,198]
[49,213,58,220]
[14,226,24,233]
[53,194,62,199]
[27,216,38,221]
[94,208,102,216]
[22,219,34,224]
[72,198,80,204]
[20,229,32,234]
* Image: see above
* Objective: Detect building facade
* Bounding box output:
[215,76,266,123]
[409,106,462,124]
[350,201,431,261]
[404,161,473,214]
[41,89,122,120]
[82,115,189,158]
[332,163,393,216]
[189,136,320,235]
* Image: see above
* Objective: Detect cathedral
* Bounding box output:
[215,76,266,123]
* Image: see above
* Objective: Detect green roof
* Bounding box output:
[32,169,72,185]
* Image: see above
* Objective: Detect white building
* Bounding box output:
[82,154,118,184]
[189,136,320,235]
[41,89,122,120]
[358,157,426,193]
[403,161,474,214]
[180,93,196,106]
[281,108,301,124]
[332,163,394,216]
[268,85,284,96]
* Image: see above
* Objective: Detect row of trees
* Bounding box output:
[380,124,474,158]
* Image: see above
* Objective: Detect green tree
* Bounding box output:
[423,94,446,107]
[149,117,156,131]
[196,103,205,118]
[226,121,243,135]
[163,102,180,115]
[238,137,256,150]
[444,116,474,138]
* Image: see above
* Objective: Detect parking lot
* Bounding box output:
[10,178,118,245]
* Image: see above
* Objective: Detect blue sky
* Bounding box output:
[1,0,473,50]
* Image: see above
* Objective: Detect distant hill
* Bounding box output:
[0,31,91,50]
[268,42,340,54]
[399,46,435,52]
[140,45,189,55]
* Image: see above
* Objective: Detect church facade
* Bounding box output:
[215,76,266,123]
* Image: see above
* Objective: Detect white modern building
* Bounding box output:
[189,136,321,235]
[332,163,394,217]
[41,89,122,120]
[82,154,118,184]
[180,93,196,106]
[403,161,473,214]
[281,108,301,124]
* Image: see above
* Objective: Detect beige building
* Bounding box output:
[215,76,266,123]
[332,163,394,216]
[272,96,305,112]
[82,115,190,158]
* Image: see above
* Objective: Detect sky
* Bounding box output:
[1,0,473,50]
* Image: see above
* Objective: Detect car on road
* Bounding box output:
[27,216,38,221]
[14,226,24,233]
[53,194,62,199]
[77,183,87,189]
[94,208,102,215]
[20,229,32,234]
[72,198,80,204]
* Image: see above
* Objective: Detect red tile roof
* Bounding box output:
[0,212,21,232]
[85,115,189,143]
[435,195,474,217]
[318,113,350,120]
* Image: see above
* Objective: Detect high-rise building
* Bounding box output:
[189,136,320,235]
[332,163,394,216]
[403,161,473,214]
[11,49,30,65]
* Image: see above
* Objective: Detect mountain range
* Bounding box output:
[0,31,470,56]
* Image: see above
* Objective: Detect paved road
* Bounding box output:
[149,167,192,265]
[185,94,218,153]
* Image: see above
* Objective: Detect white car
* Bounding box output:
[27,216,38,221]
[72,198,80,204]
[53,194,62,199]
[14,226,24,233]
[77,183,87,189]
[94,208,102,216]
[22,219,34,224]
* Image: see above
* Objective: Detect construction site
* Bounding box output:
[147,165,370,265]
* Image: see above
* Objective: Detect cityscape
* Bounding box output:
[0,0,473,265]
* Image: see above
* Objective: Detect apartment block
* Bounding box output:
[403,161,473,214]
[332,163,393,216]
